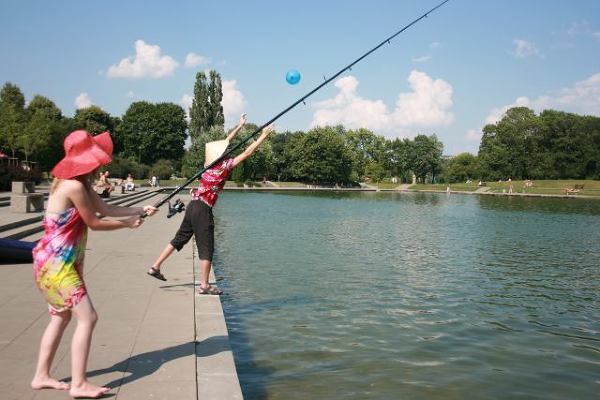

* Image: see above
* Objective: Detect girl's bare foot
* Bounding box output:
[69,381,110,399]
[30,375,70,390]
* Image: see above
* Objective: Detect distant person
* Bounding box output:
[31,130,157,398]
[125,173,135,191]
[150,176,158,188]
[94,171,113,197]
[147,114,273,295]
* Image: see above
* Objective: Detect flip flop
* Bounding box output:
[198,285,223,295]
[147,267,167,281]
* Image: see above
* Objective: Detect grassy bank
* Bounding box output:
[408,180,600,197]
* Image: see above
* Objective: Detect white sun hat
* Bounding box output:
[204,139,230,167]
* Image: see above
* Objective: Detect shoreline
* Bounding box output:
[218,185,598,200]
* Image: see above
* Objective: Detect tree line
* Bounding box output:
[2,75,599,187]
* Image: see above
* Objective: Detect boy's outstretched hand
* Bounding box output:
[239,113,247,126]
[262,124,274,136]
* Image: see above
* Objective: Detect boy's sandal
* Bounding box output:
[147,267,167,281]
[198,285,223,295]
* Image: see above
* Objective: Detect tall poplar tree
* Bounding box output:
[208,70,224,128]
[185,70,225,176]
[189,70,225,141]
[189,71,209,141]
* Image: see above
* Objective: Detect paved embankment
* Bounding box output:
[0,193,242,400]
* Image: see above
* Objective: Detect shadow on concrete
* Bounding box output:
[82,336,228,389]
[158,282,195,289]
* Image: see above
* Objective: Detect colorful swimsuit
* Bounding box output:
[33,207,88,315]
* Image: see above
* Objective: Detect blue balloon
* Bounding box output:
[286,69,301,85]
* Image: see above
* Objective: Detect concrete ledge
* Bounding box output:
[194,255,244,399]
[10,193,44,213]
[0,197,243,399]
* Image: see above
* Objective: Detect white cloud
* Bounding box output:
[126,91,135,98]
[512,39,539,58]
[75,92,93,109]
[311,71,453,138]
[184,52,210,68]
[485,72,600,124]
[222,80,246,126]
[107,40,179,79]
[465,128,482,142]
[429,42,441,49]
[412,55,432,63]
[594,32,600,41]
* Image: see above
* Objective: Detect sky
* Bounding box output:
[1,0,599,155]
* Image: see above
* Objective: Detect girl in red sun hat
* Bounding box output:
[30,130,158,399]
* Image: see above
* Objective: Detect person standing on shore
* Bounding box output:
[147,114,273,295]
[31,130,158,399]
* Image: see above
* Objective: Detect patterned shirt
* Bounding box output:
[191,158,235,207]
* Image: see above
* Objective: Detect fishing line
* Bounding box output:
[150,0,451,215]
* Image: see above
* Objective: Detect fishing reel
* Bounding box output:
[166,199,185,218]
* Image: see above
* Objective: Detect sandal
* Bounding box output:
[198,285,223,295]
[147,267,167,281]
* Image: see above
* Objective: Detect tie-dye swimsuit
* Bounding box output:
[33,207,88,315]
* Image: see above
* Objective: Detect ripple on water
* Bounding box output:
[216,192,600,400]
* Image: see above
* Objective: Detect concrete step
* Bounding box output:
[0,190,163,241]
[2,222,44,240]
[0,215,43,234]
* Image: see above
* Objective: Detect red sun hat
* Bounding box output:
[52,130,113,179]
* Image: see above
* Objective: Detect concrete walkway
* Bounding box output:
[0,195,242,400]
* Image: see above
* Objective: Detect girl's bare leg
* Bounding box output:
[31,311,71,390]
[69,296,109,399]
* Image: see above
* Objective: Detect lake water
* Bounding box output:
[213,191,599,400]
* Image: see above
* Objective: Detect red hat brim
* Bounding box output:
[51,132,113,179]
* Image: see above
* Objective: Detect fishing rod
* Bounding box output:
[152,0,451,216]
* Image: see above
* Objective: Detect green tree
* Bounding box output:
[107,155,149,180]
[478,107,539,180]
[388,138,413,182]
[120,101,187,165]
[189,70,225,142]
[150,159,175,180]
[19,95,62,162]
[0,82,27,157]
[208,70,224,128]
[189,71,209,141]
[444,153,480,183]
[411,134,444,183]
[230,124,275,183]
[74,106,116,134]
[286,126,352,184]
[271,131,299,181]
[537,110,593,179]
[345,127,386,181]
